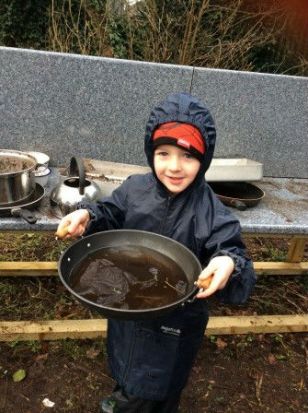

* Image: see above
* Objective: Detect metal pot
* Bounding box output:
[0,149,38,206]
[58,230,202,320]
[0,183,45,224]
[50,157,103,215]
[209,181,265,210]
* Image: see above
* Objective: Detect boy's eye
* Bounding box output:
[156,151,168,156]
[183,152,194,159]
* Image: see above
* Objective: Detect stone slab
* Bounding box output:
[230,177,308,234]
[191,68,308,178]
[1,47,308,179]
[0,47,193,167]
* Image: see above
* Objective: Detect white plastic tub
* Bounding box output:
[205,158,263,182]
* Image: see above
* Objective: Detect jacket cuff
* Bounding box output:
[76,201,97,234]
[211,250,244,279]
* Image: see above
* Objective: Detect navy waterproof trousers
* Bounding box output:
[106,301,209,402]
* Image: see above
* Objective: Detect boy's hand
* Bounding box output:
[195,256,235,299]
[55,209,90,239]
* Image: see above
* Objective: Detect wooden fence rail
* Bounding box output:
[1,261,308,277]
[0,315,308,342]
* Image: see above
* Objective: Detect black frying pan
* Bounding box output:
[0,183,45,223]
[58,230,202,320]
[208,181,265,211]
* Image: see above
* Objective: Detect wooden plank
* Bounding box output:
[0,319,107,341]
[1,261,307,277]
[206,315,308,335]
[1,315,308,341]
[0,262,58,276]
[253,261,308,275]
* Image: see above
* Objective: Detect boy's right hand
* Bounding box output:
[55,209,90,239]
[195,256,235,299]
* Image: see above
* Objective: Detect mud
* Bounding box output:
[70,246,188,310]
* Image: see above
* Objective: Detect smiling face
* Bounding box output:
[153,144,201,195]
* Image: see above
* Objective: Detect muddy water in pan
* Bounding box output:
[69,246,188,310]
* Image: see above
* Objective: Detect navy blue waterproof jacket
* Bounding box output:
[80,93,256,400]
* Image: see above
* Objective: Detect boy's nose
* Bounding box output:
[168,155,181,170]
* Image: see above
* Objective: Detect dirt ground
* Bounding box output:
[0,234,308,413]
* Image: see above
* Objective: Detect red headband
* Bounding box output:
[152,122,205,156]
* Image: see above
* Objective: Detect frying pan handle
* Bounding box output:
[186,276,213,304]
[185,288,200,304]
[11,207,38,224]
[69,157,86,196]
[230,199,247,211]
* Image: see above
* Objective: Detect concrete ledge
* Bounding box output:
[0,166,308,234]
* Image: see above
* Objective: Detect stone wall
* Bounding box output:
[1,47,307,178]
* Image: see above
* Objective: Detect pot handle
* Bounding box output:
[185,287,200,304]
[11,207,37,224]
[186,274,214,303]
[69,157,86,195]
[34,162,46,171]
[230,199,247,211]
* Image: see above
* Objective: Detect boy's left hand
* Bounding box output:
[195,256,235,299]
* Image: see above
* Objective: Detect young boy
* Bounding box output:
[56,92,256,413]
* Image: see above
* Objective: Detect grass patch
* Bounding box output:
[0,277,91,321]
[244,236,289,262]
[0,232,71,261]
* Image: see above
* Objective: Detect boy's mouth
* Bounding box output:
[166,176,184,184]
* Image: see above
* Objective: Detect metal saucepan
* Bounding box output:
[58,230,202,320]
[0,149,41,206]
[208,181,265,210]
[0,183,45,224]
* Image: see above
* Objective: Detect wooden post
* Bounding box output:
[287,236,307,263]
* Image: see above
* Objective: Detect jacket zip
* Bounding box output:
[158,196,171,235]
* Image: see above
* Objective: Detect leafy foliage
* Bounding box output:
[0,0,50,49]
[0,0,307,76]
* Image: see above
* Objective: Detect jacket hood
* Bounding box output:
[144,92,216,181]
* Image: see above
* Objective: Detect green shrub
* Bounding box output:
[0,0,307,76]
